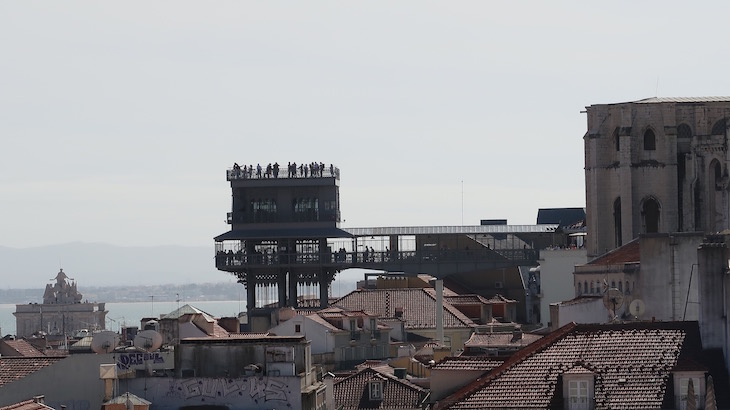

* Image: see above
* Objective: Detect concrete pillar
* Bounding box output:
[697,237,728,350]
[436,279,444,343]
[324,372,335,410]
[278,271,287,308]
[319,270,329,308]
[619,132,634,247]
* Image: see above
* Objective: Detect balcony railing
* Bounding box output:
[227,164,340,181]
[226,209,339,224]
[215,247,539,269]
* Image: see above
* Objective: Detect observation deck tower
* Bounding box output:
[214,162,352,324]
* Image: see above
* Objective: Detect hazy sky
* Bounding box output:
[2,2,729,248]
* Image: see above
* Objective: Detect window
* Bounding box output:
[590,281,595,294]
[250,198,277,222]
[350,319,360,340]
[578,282,582,295]
[711,118,727,135]
[295,324,301,333]
[613,127,620,152]
[292,197,319,221]
[618,281,623,292]
[642,197,661,233]
[369,381,383,401]
[677,376,703,410]
[677,123,692,139]
[614,198,622,247]
[568,380,589,410]
[644,129,656,150]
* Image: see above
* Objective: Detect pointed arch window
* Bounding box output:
[643,129,656,150]
[677,123,692,139]
[714,161,723,191]
[614,198,622,247]
[712,118,727,135]
[642,197,661,233]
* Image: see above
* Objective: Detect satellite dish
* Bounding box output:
[91,331,121,354]
[603,288,624,312]
[134,329,163,352]
[629,299,646,318]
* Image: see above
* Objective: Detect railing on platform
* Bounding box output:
[227,164,340,181]
[214,247,538,269]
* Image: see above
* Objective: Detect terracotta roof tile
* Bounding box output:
[587,238,640,265]
[432,356,504,372]
[333,289,475,329]
[0,357,64,387]
[482,294,517,304]
[464,332,542,349]
[0,399,54,410]
[436,321,708,409]
[1,340,43,357]
[333,367,427,409]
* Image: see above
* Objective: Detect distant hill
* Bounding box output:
[0,242,226,289]
[0,242,363,297]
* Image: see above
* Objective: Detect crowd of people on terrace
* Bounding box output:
[231,161,335,179]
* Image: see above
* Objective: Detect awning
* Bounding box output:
[214,226,354,241]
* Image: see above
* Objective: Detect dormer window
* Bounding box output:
[562,365,594,410]
[369,381,383,401]
[568,380,589,410]
[673,370,705,410]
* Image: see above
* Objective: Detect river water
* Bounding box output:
[0,300,247,337]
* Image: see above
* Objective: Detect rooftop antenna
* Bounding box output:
[603,288,624,321]
[629,299,646,320]
[461,180,464,226]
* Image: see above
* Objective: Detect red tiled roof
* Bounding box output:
[443,295,490,305]
[482,294,517,304]
[436,321,705,409]
[1,340,43,357]
[557,295,603,306]
[432,356,504,372]
[587,238,640,265]
[464,332,542,349]
[0,399,54,410]
[0,357,64,387]
[333,367,427,410]
[333,289,475,329]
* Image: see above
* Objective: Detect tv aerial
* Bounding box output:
[91,331,121,354]
[133,330,163,352]
[629,299,646,319]
[603,288,624,319]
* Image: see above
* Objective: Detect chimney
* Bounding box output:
[511,326,523,342]
[32,396,45,404]
[436,280,444,344]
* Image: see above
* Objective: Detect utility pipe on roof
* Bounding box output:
[436,280,444,344]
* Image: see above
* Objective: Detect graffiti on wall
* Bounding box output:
[165,377,294,405]
[117,352,167,370]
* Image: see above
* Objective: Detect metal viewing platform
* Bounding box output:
[214,162,567,327]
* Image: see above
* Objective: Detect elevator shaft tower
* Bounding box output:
[214,163,351,316]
